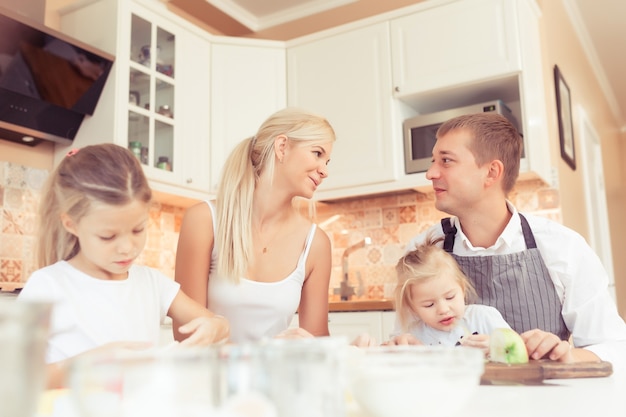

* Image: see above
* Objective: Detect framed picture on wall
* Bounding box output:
[554,65,576,170]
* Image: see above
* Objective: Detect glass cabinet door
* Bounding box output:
[128,13,176,173]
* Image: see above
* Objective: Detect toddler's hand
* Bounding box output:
[178,315,229,345]
[458,333,490,355]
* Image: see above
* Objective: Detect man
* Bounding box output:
[398,112,626,369]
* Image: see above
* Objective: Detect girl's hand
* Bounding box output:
[178,315,229,345]
[458,333,490,355]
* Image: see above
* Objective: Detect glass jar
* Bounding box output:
[156,156,171,171]
[129,141,142,160]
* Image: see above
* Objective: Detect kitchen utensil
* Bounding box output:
[481,360,613,385]
[0,300,52,417]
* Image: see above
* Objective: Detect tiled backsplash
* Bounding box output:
[0,162,184,286]
[1,161,560,300]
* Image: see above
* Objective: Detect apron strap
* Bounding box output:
[441,217,456,253]
[519,214,537,249]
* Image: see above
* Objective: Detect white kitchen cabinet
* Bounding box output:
[380,311,397,342]
[390,0,520,100]
[287,22,403,196]
[328,311,383,342]
[286,0,550,200]
[210,39,286,193]
[55,0,212,201]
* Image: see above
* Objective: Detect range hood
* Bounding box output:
[0,6,114,146]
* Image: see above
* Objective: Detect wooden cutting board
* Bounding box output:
[480,360,613,384]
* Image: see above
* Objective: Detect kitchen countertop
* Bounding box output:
[39,371,626,417]
[328,299,394,312]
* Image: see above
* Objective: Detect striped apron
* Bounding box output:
[441,214,570,341]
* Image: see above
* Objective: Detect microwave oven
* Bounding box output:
[403,99,519,174]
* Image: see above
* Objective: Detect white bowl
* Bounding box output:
[349,345,484,417]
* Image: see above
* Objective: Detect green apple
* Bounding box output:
[489,328,529,364]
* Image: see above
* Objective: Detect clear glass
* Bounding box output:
[0,301,52,417]
[349,345,484,417]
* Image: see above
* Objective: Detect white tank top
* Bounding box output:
[205,202,317,342]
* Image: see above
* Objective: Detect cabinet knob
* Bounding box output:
[186,178,193,184]
[394,86,400,93]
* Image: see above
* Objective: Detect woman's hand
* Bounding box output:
[178,315,229,345]
[384,333,423,346]
[351,332,378,347]
[274,327,315,339]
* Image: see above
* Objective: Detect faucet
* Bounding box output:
[339,237,371,301]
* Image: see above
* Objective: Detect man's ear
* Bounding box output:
[485,159,504,187]
[60,213,78,236]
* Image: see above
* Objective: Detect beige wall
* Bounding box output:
[537,0,626,317]
[0,141,54,170]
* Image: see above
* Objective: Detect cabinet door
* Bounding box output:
[287,22,397,194]
[328,312,382,343]
[390,0,520,97]
[175,29,211,193]
[210,41,286,193]
[380,311,397,342]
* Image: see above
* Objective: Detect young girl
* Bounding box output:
[388,236,511,353]
[174,108,336,342]
[18,143,229,388]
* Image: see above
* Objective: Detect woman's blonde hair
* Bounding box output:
[215,107,335,281]
[37,143,151,268]
[394,236,476,332]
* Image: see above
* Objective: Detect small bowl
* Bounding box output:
[348,345,484,417]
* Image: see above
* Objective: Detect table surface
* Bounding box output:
[348,370,626,417]
[41,371,625,417]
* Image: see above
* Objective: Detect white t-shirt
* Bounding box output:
[391,304,511,346]
[18,261,180,363]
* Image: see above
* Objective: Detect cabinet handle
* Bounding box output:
[186,178,193,184]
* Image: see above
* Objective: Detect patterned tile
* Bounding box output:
[382,207,399,227]
[0,259,22,282]
[0,234,22,258]
[399,205,416,223]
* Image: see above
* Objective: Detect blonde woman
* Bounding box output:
[174,108,336,342]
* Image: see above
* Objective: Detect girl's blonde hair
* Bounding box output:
[394,236,477,332]
[215,107,335,281]
[37,143,152,268]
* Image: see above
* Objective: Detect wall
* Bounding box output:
[0,161,183,286]
[536,0,626,317]
[1,159,557,303]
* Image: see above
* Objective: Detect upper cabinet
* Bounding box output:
[54,0,550,203]
[287,0,551,200]
[210,39,286,194]
[287,22,401,195]
[390,0,521,99]
[55,0,211,201]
